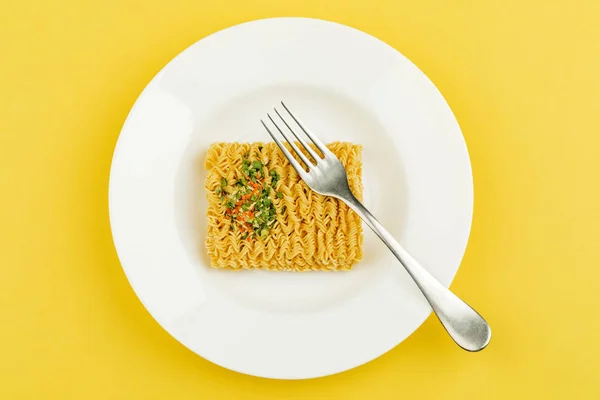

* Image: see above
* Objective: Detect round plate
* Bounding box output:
[109,17,473,379]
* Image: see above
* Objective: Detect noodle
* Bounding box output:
[205,142,363,271]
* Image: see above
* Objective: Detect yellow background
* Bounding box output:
[1,0,599,398]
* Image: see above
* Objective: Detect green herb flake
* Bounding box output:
[270,170,280,188]
[221,177,227,187]
[276,192,283,199]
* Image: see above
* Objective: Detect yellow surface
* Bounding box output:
[1,0,599,398]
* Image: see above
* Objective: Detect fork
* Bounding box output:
[261,102,491,351]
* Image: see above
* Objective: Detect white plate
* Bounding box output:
[109,17,473,379]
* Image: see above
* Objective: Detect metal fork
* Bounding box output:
[261,102,491,351]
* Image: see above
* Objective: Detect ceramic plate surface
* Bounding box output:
[109,17,473,379]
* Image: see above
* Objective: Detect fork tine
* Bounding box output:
[267,113,313,170]
[261,119,308,179]
[273,107,321,164]
[280,101,329,156]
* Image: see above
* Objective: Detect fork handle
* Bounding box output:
[339,191,491,351]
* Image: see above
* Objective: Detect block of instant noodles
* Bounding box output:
[204,142,363,271]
